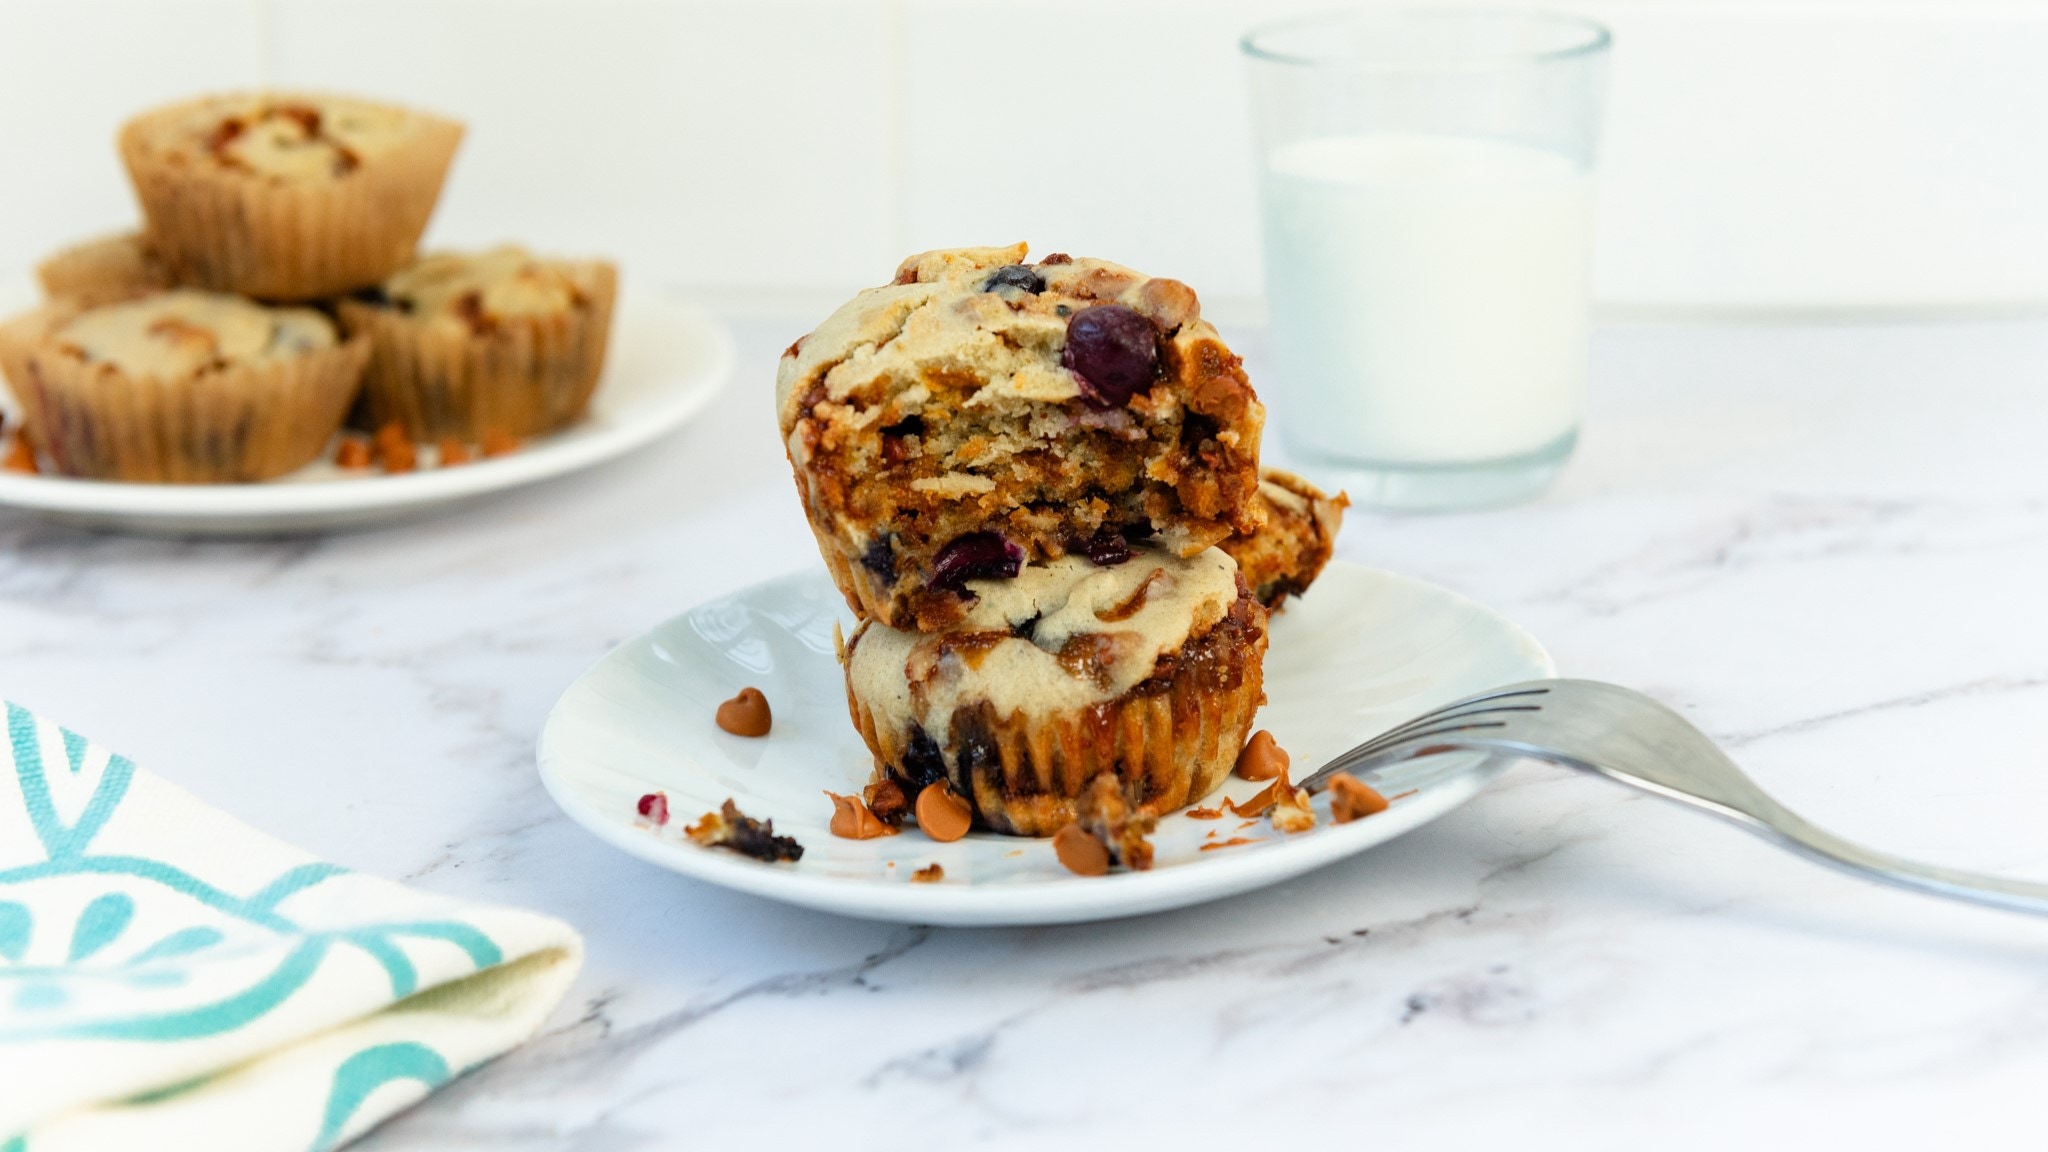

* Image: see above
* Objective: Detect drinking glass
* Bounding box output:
[1243,8,1610,510]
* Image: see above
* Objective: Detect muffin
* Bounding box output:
[336,247,617,440]
[1220,468,1349,608]
[36,232,170,308]
[842,542,1268,835]
[119,93,463,300]
[779,243,1266,632]
[0,290,367,482]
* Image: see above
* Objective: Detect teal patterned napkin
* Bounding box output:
[0,702,583,1151]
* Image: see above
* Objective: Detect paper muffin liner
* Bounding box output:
[336,263,617,440]
[119,102,463,301]
[3,330,369,483]
[35,233,171,308]
[846,593,1269,836]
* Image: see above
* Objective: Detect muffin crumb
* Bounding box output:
[1076,772,1158,871]
[911,862,944,883]
[684,799,803,862]
[635,790,669,826]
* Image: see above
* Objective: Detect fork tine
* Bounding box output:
[1351,693,1548,749]
[1297,720,1513,792]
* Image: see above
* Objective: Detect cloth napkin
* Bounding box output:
[0,701,583,1151]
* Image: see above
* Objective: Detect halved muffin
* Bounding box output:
[36,232,170,308]
[779,244,1266,632]
[337,247,617,440]
[0,290,367,482]
[1220,468,1349,608]
[842,542,1268,836]
[119,93,463,300]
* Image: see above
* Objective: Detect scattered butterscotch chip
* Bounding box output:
[827,790,899,839]
[333,437,372,469]
[438,438,472,466]
[481,429,521,457]
[1186,801,1227,820]
[1269,769,1316,834]
[1076,772,1158,871]
[1227,781,1279,819]
[1235,730,1290,781]
[1199,837,1256,852]
[636,790,670,826]
[2,435,38,475]
[1329,772,1390,823]
[715,687,772,736]
[1053,822,1110,876]
[911,862,945,883]
[373,422,416,474]
[684,798,803,862]
[864,777,909,826]
[915,782,973,843]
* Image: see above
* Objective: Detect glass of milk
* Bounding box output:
[1243,9,1610,510]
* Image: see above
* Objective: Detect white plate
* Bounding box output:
[538,562,1555,926]
[0,290,733,535]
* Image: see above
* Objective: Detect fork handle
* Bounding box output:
[1728,797,2048,918]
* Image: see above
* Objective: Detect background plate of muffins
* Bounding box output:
[538,246,1553,926]
[0,91,731,535]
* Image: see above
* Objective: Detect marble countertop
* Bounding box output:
[7,306,2048,1148]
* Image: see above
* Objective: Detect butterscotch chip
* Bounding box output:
[1053,823,1109,876]
[1329,773,1389,823]
[915,783,973,842]
[373,421,416,473]
[481,429,521,457]
[827,791,898,839]
[3,436,38,474]
[911,862,944,883]
[1234,729,1289,781]
[438,438,471,466]
[334,438,372,469]
[715,687,772,737]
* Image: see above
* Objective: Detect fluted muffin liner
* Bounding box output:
[118,103,463,301]
[845,594,1269,837]
[0,321,369,483]
[336,263,617,441]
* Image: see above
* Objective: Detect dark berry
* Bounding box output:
[861,537,897,580]
[983,265,1045,294]
[636,791,669,826]
[929,532,1024,590]
[902,727,949,789]
[1062,305,1158,409]
[1073,529,1131,567]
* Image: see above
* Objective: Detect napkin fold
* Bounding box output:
[0,701,583,1151]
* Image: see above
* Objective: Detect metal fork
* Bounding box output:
[1298,679,2048,917]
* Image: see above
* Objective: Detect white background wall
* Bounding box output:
[6,0,2048,315]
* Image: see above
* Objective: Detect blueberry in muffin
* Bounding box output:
[778,244,1266,631]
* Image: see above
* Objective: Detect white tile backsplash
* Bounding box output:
[0,0,265,282]
[5,0,2048,311]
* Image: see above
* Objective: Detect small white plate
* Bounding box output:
[538,562,1554,926]
[0,290,732,535]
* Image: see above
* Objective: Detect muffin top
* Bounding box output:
[376,247,599,330]
[36,232,169,308]
[125,94,442,183]
[846,544,1242,727]
[776,243,1222,437]
[50,291,336,378]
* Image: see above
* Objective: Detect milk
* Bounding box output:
[1260,133,1594,466]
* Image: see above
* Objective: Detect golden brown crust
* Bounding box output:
[779,245,1264,631]
[845,584,1268,836]
[336,261,615,439]
[1220,468,1349,608]
[119,93,463,300]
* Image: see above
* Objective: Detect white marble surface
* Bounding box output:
[7,308,2048,1148]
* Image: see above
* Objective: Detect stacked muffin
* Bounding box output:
[780,244,1344,846]
[0,92,616,483]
